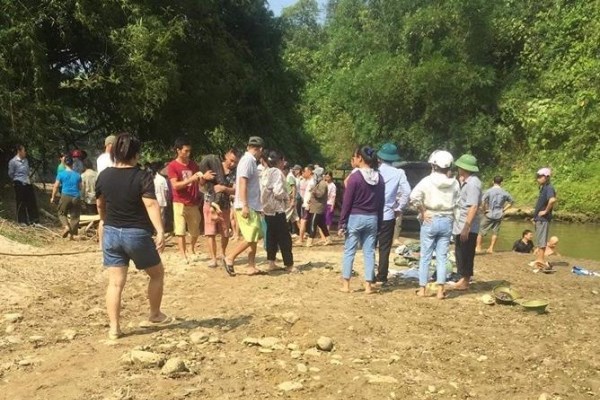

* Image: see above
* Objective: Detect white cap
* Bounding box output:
[429,150,454,169]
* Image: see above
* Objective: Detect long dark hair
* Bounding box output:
[354,146,378,170]
[111,132,141,164]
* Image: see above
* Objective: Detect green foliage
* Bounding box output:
[0,0,316,170]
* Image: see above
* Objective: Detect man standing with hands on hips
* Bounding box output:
[533,167,557,270]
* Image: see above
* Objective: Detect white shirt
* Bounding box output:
[154,174,169,207]
[327,182,337,206]
[96,152,113,174]
[233,152,262,211]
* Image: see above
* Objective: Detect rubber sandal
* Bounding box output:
[139,315,175,328]
[222,258,236,277]
[243,268,265,276]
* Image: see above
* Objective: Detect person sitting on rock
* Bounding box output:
[512,229,534,254]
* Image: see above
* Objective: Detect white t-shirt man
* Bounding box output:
[233,152,262,211]
[97,152,113,174]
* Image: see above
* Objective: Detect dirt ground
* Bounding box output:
[1,227,600,400]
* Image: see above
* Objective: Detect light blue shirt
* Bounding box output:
[453,175,482,234]
[483,186,514,220]
[8,155,30,184]
[378,163,412,221]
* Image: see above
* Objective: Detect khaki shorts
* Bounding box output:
[173,202,201,237]
[479,215,502,236]
[203,202,231,237]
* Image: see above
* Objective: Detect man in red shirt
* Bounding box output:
[167,138,214,263]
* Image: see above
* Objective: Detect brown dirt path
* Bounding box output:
[1,235,600,400]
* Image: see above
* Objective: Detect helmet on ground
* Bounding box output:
[429,150,453,169]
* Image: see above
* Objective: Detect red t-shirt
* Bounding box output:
[167,159,200,205]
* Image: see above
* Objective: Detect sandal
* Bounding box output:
[139,315,175,328]
[222,259,236,277]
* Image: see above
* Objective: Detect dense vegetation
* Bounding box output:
[1,0,598,216]
[281,0,600,216]
[0,0,317,163]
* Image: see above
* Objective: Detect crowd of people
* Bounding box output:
[6,134,558,337]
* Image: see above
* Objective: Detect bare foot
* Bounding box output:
[486,248,494,254]
[241,267,264,276]
[415,287,430,297]
[339,287,351,293]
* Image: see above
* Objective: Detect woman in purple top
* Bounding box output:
[338,146,385,294]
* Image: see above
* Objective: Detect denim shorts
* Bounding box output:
[103,225,161,269]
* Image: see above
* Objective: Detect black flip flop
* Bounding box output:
[221,259,236,277]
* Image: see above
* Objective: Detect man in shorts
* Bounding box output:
[223,137,264,276]
[167,138,215,263]
[533,167,557,269]
[475,176,514,254]
[199,149,240,268]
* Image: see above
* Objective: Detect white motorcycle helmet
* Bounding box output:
[428,150,454,169]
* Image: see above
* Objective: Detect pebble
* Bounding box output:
[4,313,23,323]
[296,363,308,373]
[161,357,188,376]
[309,367,321,372]
[62,330,77,341]
[366,374,398,384]
[352,358,366,364]
[304,348,321,358]
[176,340,188,349]
[389,355,400,364]
[592,290,599,295]
[5,325,15,334]
[287,343,299,351]
[277,381,303,392]
[290,351,302,359]
[242,337,259,346]
[316,336,334,352]
[477,355,488,362]
[449,382,459,389]
[190,332,210,344]
[330,359,343,365]
[126,350,165,368]
[208,336,223,344]
[6,336,22,344]
[538,393,549,400]
[28,335,44,343]
[281,312,300,325]
[258,337,280,348]
[428,385,437,393]
[18,359,34,367]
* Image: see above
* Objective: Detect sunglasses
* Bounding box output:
[536,174,546,178]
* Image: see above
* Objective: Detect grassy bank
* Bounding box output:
[482,155,600,222]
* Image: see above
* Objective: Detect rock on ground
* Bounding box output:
[316,336,334,352]
[161,358,188,376]
[124,350,165,368]
[366,374,399,384]
[277,381,303,392]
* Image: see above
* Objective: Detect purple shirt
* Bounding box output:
[339,171,385,230]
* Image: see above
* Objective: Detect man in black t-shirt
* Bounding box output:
[198,149,240,268]
[512,229,534,253]
[533,168,557,269]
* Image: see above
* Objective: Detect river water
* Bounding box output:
[489,220,599,261]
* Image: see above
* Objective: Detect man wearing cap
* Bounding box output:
[374,143,411,285]
[223,136,264,276]
[452,154,482,291]
[533,167,557,269]
[97,134,116,174]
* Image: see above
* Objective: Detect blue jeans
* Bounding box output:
[342,214,378,281]
[418,216,453,286]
